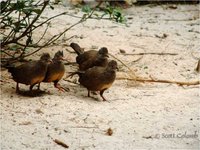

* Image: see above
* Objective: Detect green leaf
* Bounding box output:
[93,13,99,17]
[33,9,41,14]
[22,8,32,15]
[19,22,27,28]
[15,1,25,10]
[82,5,91,13]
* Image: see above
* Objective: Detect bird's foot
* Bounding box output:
[102,98,107,101]
[91,91,98,95]
[100,95,107,101]
[55,84,70,92]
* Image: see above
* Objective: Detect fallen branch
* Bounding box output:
[162,18,195,21]
[122,52,178,56]
[127,55,143,64]
[117,77,200,86]
[69,126,98,129]
[53,139,69,149]
[108,53,137,80]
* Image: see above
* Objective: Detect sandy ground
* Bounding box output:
[1,3,200,150]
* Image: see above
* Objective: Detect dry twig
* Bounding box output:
[109,53,137,81]
[69,126,98,129]
[53,139,69,149]
[122,52,178,56]
[117,77,200,86]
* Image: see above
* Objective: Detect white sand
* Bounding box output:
[1,4,200,150]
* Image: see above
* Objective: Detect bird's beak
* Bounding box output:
[116,66,119,71]
[48,59,53,63]
[105,54,109,58]
[61,57,70,62]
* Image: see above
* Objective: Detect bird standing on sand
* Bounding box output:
[70,42,109,71]
[42,51,68,92]
[6,53,52,93]
[73,60,118,101]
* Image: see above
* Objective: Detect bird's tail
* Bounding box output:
[70,42,84,55]
[66,71,85,79]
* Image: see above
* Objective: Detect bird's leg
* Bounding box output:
[28,84,37,96]
[30,83,37,91]
[100,89,107,101]
[16,83,20,93]
[54,82,69,92]
[36,83,45,92]
[91,91,98,95]
[54,82,64,92]
[37,83,40,90]
[87,90,91,97]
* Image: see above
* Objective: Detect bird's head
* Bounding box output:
[40,53,52,64]
[53,51,64,61]
[107,60,118,71]
[98,47,109,58]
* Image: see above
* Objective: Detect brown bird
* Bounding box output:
[73,60,118,101]
[6,53,51,93]
[70,42,109,71]
[42,51,68,91]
